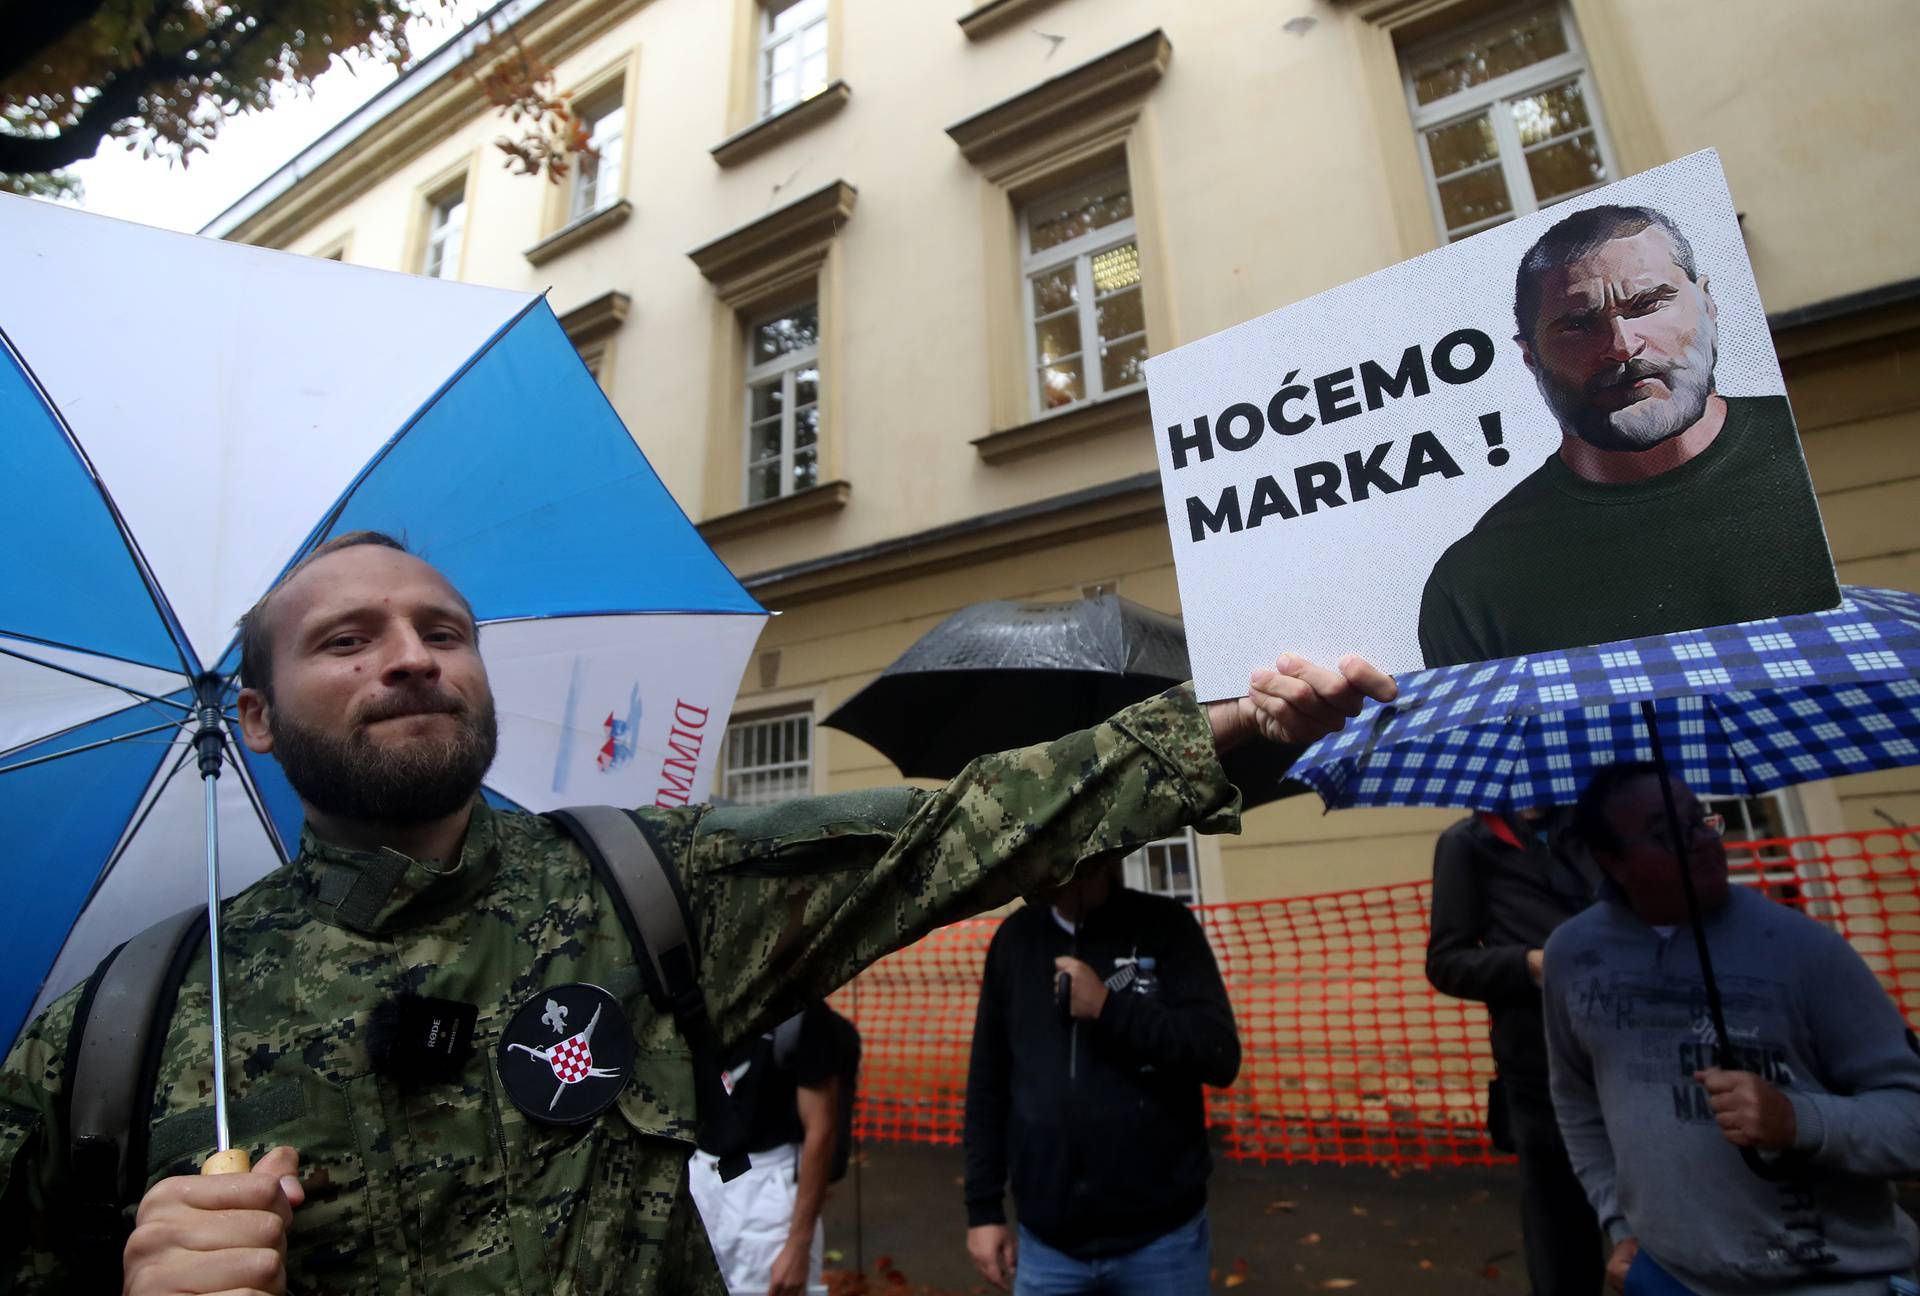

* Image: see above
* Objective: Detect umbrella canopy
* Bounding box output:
[824,594,1189,778]
[1288,586,1920,813]
[0,196,767,1046]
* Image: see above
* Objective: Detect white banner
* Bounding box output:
[1146,150,1838,698]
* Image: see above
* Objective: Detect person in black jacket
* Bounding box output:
[963,854,1239,1295]
[1426,809,1604,1295]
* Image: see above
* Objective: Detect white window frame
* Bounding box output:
[759,0,829,119]
[568,92,626,221]
[1019,169,1145,419]
[1401,3,1618,243]
[742,302,821,505]
[421,182,466,279]
[1123,830,1202,905]
[720,708,814,806]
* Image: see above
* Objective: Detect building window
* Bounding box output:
[1124,831,1200,905]
[761,0,828,118]
[421,182,466,279]
[721,709,812,805]
[569,90,626,221]
[1020,169,1146,416]
[1402,5,1614,243]
[744,301,821,505]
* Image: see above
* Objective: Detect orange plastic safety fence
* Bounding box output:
[828,827,1920,1168]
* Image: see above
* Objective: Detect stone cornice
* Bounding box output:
[738,473,1164,606]
[686,180,858,307]
[957,0,1066,41]
[698,480,852,542]
[972,388,1150,464]
[709,80,852,168]
[226,0,641,249]
[945,30,1171,167]
[557,289,631,342]
[524,198,632,267]
[1768,277,1920,361]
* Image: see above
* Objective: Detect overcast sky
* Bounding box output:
[68,5,481,235]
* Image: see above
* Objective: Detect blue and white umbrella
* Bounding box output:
[0,196,768,1050]
[1289,586,1920,814]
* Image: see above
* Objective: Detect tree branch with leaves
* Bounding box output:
[0,0,588,198]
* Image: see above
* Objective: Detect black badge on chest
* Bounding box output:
[497,982,636,1124]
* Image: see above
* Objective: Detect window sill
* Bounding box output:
[972,388,1149,464]
[957,0,1064,40]
[524,198,632,267]
[698,479,851,542]
[711,81,852,168]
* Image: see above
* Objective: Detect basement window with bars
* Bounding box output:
[720,709,813,806]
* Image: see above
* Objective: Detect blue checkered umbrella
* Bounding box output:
[1290,586,1920,813]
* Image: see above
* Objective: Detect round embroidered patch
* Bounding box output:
[496,982,636,1125]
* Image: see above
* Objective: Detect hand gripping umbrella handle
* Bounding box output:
[1639,703,1806,1186]
[202,1148,252,1175]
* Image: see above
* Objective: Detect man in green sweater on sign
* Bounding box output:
[1418,204,1839,669]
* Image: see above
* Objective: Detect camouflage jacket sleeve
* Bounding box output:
[665,688,1240,1048]
[0,989,82,1291]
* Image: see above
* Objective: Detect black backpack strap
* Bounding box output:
[549,806,753,1181]
[65,904,207,1284]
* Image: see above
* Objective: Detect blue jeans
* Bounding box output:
[1014,1212,1210,1296]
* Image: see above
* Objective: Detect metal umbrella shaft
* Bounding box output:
[1638,700,1790,1183]
[191,678,235,1156]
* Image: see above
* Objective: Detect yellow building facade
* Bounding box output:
[213,0,1920,902]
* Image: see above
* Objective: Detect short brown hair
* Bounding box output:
[1514,205,1699,344]
[236,531,474,699]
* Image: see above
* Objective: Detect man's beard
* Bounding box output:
[1537,315,1718,453]
[269,687,499,826]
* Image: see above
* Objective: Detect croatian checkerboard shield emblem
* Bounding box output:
[497,982,636,1124]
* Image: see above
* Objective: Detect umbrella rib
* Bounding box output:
[78,738,199,921]
[221,732,292,867]
[202,295,553,674]
[295,298,547,573]
[22,727,194,1018]
[0,721,189,777]
[0,641,190,712]
[0,325,202,679]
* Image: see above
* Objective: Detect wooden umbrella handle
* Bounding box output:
[201,1147,252,1175]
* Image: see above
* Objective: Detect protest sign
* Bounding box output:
[1146,150,1840,699]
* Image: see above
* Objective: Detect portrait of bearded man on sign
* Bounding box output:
[1417,204,1840,669]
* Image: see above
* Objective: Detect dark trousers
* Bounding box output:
[1505,1071,1604,1296]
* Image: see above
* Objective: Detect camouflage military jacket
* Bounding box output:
[0,691,1236,1294]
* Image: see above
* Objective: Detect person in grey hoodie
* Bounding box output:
[1544,761,1920,1295]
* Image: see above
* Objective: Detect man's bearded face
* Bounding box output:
[1533,305,1718,452]
[1524,226,1720,453]
[270,683,498,826]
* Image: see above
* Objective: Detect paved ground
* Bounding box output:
[821,1139,1535,1294]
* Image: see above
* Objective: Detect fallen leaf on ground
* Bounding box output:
[1300,1232,1322,1245]
[1321,1281,1358,1290]
[1224,1276,1246,1289]
[1265,1199,1298,1213]
[1350,1205,1368,1217]
[1418,1260,1434,1271]
[1481,1265,1502,1280]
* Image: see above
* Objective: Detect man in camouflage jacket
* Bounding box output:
[0,532,1393,1295]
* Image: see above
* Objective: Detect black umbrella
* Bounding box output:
[825,594,1300,800]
